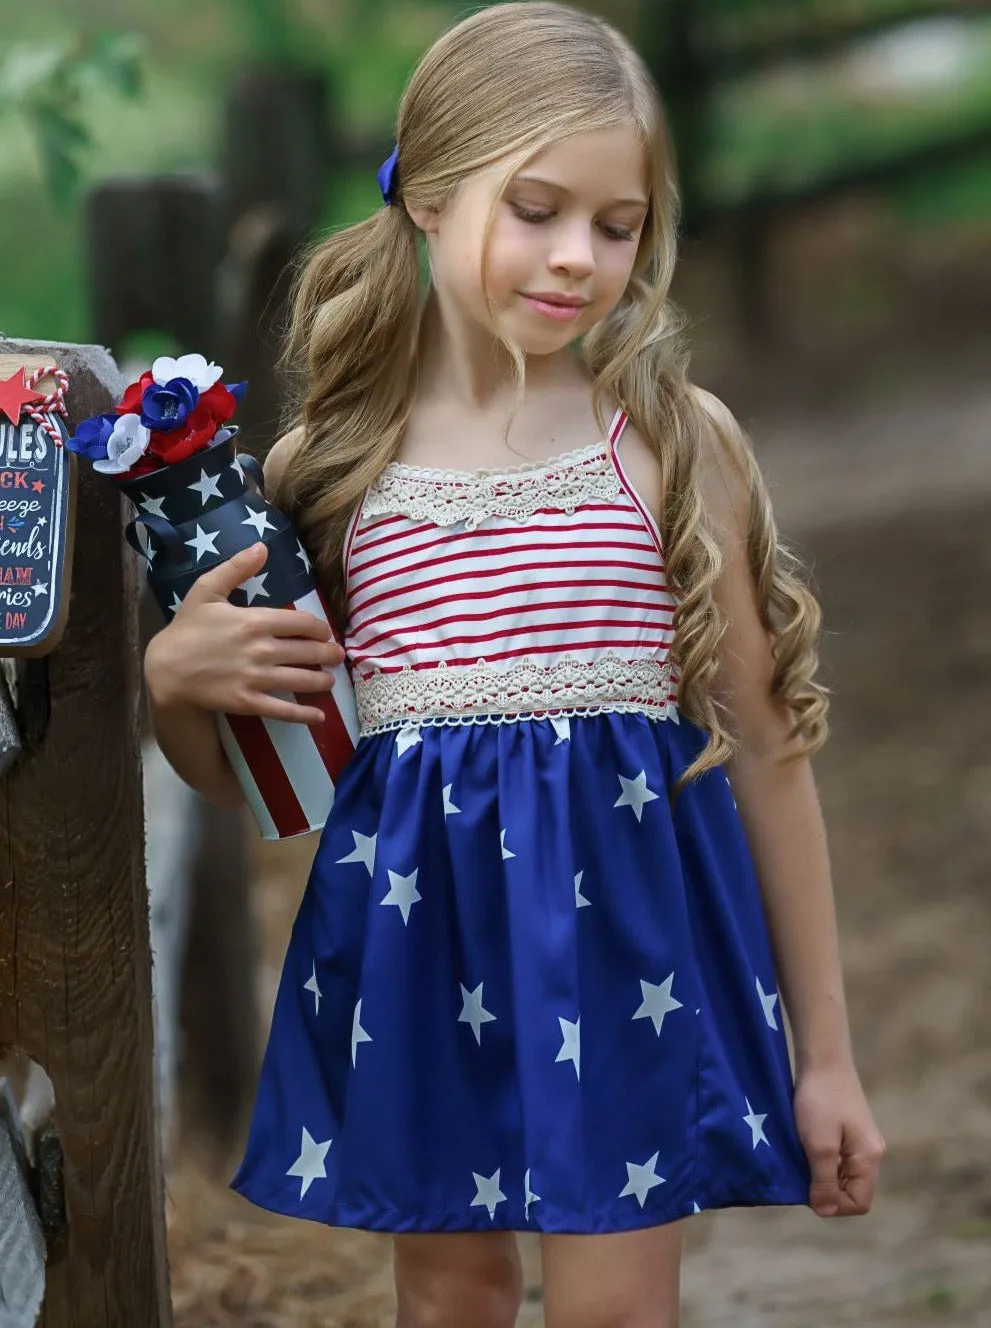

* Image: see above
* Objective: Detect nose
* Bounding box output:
[547,217,596,280]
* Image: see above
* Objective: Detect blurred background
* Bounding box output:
[1,0,990,1324]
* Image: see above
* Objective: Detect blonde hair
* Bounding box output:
[276,0,829,784]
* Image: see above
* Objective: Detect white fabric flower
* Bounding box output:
[151,353,224,391]
[93,413,152,475]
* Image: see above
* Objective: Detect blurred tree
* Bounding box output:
[0,33,145,209]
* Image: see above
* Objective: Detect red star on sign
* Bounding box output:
[32,480,45,494]
[0,368,46,426]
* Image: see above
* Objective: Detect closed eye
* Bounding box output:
[511,204,636,243]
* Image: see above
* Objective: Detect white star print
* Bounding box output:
[396,726,422,757]
[144,540,157,565]
[459,982,496,1045]
[443,783,461,818]
[242,506,276,537]
[286,1127,332,1198]
[168,592,183,615]
[303,961,321,1016]
[238,572,269,604]
[230,455,246,481]
[549,715,571,744]
[524,1169,541,1221]
[296,539,311,571]
[743,1099,769,1149]
[139,492,167,518]
[188,468,223,504]
[619,1152,666,1207]
[756,976,780,1031]
[351,999,372,1066]
[500,829,516,860]
[693,1201,702,1214]
[381,869,421,925]
[184,523,219,561]
[633,974,683,1036]
[614,770,660,822]
[574,870,591,909]
[470,1168,507,1220]
[555,1016,580,1080]
[336,830,377,876]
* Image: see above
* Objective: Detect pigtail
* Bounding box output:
[276,203,423,628]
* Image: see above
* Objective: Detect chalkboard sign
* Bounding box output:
[0,400,76,658]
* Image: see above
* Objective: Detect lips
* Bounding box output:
[525,293,588,308]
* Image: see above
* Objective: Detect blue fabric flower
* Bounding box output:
[65,411,118,460]
[226,381,248,402]
[140,377,199,432]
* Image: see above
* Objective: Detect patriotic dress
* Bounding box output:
[232,408,812,1233]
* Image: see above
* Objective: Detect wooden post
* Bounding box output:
[0,336,171,1327]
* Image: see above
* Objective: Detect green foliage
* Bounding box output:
[0,33,145,209]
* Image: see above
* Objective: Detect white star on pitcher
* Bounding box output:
[470,1168,507,1220]
[188,468,223,504]
[287,1127,332,1199]
[230,456,246,481]
[500,829,516,860]
[296,539,311,571]
[185,524,219,561]
[633,974,683,1036]
[743,1099,769,1149]
[574,870,591,909]
[303,961,321,1016]
[459,982,496,1045]
[756,976,780,1031]
[351,999,372,1066]
[381,869,421,925]
[168,592,183,614]
[619,1152,666,1208]
[336,830,377,876]
[238,572,269,604]
[614,770,660,822]
[555,1016,580,1080]
[443,784,461,818]
[139,492,167,518]
[242,506,276,537]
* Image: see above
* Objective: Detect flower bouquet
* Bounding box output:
[66,353,359,841]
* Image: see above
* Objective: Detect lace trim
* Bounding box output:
[363,445,621,530]
[354,653,674,734]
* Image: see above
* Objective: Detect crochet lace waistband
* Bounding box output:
[353,653,675,734]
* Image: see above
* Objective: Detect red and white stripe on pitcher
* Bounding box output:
[217,587,360,840]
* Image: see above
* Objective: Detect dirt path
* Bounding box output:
[167,377,991,1326]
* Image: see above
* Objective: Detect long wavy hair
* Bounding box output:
[275,0,829,783]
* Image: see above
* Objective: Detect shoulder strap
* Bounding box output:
[607,407,630,455]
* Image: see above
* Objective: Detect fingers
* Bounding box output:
[240,693,331,726]
[185,543,269,604]
[810,1136,885,1219]
[806,1135,843,1218]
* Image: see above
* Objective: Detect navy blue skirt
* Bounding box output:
[232,710,812,1233]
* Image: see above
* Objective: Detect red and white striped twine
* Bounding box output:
[24,365,70,446]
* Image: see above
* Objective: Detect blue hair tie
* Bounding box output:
[377,145,400,206]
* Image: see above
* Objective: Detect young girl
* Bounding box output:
[145,3,885,1323]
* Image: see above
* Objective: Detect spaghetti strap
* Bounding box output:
[607,406,630,453]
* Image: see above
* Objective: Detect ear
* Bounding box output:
[404,201,440,236]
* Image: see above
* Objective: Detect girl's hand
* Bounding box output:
[793,1062,886,1218]
[144,542,344,725]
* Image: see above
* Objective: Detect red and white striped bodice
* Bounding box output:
[343,409,679,734]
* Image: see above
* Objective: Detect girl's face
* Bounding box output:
[416,125,651,356]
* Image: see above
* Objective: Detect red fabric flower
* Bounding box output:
[117,371,155,416]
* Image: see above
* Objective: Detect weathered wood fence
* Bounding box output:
[0,339,171,1326]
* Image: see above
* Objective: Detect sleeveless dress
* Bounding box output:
[232,409,813,1233]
